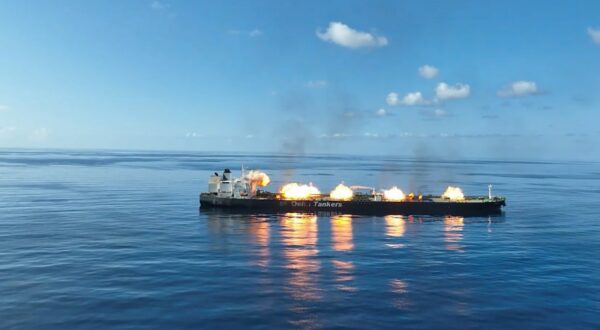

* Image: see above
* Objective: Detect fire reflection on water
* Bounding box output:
[444,216,465,252]
[384,215,406,249]
[247,216,270,267]
[384,215,406,238]
[390,278,411,310]
[331,215,353,252]
[330,215,356,292]
[384,216,410,309]
[281,213,321,301]
[332,260,356,292]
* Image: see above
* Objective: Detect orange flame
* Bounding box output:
[280,183,320,200]
[442,186,464,201]
[329,183,353,201]
[244,170,270,187]
[383,186,405,201]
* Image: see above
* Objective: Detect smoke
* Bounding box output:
[274,118,314,180]
[325,91,364,136]
[271,86,453,191]
[375,138,464,194]
[268,90,320,180]
[407,142,432,193]
[269,86,464,189]
[276,118,313,156]
[273,90,316,157]
[273,88,370,157]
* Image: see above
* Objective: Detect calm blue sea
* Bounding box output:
[1,150,599,329]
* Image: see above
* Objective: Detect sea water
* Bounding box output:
[1,150,599,329]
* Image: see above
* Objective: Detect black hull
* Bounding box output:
[199,193,505,216]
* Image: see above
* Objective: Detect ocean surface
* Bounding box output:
[1,150,599,329]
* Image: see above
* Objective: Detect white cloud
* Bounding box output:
[588,27,600,44]
[386,92,399,105]
[435,82,470,100]
[30,128,48,142]
[418,65,439,79]
[388,83,469,107]
[497,80,538,97]
[316,22,388,49]
[150,1,167,10]
[387,91,433,106]
[306,80,328,88]
[375,108,387,116]
[401,91,428,106]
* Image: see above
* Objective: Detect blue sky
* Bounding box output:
[1,0,599,160]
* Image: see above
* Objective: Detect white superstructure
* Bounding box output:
[208,168,252,198]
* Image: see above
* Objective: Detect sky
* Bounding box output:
[1,0,600,160]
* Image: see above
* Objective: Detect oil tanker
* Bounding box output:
[199,168,506,216]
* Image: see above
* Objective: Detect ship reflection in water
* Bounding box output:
[202,209,502,326]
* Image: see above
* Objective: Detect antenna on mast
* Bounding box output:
[488,184,493,199]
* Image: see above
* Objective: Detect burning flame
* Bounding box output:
[383,186,405,201]
[280,183,320,200]
[442,186,465,201]
[329,183,353,201]
[244,170,270,187]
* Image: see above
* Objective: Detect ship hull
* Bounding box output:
[199,193,505,216]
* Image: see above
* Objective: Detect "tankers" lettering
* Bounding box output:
[313,201,342,208]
